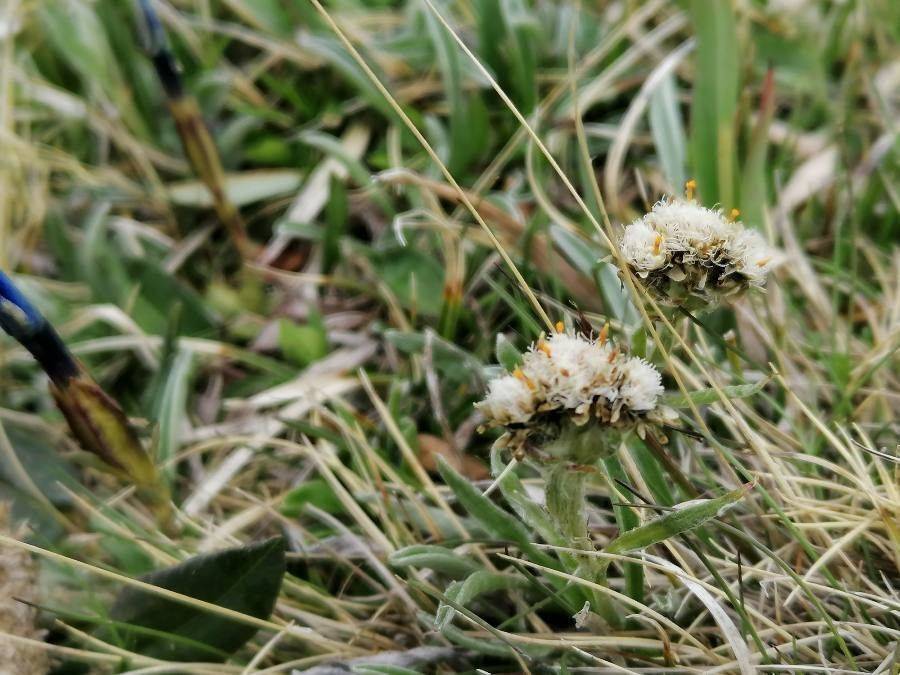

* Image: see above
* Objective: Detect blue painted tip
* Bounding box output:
[137,0,166,53]
[0,269,44,329]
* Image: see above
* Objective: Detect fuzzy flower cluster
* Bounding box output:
[619,199,774,308]
[477,330,673,460]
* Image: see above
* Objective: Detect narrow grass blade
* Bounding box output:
[689,0,739,208]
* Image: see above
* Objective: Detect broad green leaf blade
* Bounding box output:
[501,0,539,114]
[625,438,674,507]
[124,258,218,336]
[1,424,79,507]
[384,329,483,384]
[547,225,634,323]
[221,0,291,36]
[662,380,768,408]
[605,483,753,555]
[373,248,446,318]
[109,537,286,662]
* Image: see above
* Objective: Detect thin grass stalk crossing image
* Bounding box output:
[0,0,896,673]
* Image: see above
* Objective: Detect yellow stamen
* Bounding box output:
[512,367,535,390]
[653,233,663,255]
[555,321,565,333]
[598,323,609,345]
[685,179,696,201]
[729,208,741,221]
[756,256,771,267]
[537,340,552,357]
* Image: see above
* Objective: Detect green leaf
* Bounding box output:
[39,0,146,137]
[488,448,560,546]
[548,225,633,323]
[167,170,304,208]
[384,329,483,384]
[0,481,65,543]
[494,334,522,371]
[437,456,553,568]
[352,667,423,675]
[280,479,344,517]
[373,248,446,318]
[436,570,527,629]
[1,425,78,507]
[298,130,390,217]
[125,258,218,336]
[662,380,768,408]
[740,69,776,231]
[221,0,292,36]
[278,312,329,368]
[389,544,481,579]
[422,0,488,175]
[649,72,687,192]
[108,537,286,662]
[625,438,674,508]
[689,0,740,208]
[154,349,194,481]
[605,483,753,556]
[299,33,399,123]
[602,456,645,603]
[323,175,348,274]
[500,0,539,114]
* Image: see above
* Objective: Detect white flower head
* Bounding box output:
[476,373,536,426]
[618,356,664,411]
[620,221,667,276]
[619,198,775,308]
[477,329,669,461]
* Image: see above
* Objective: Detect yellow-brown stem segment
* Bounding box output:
[51,369,171,526]
[167,97,254,259]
